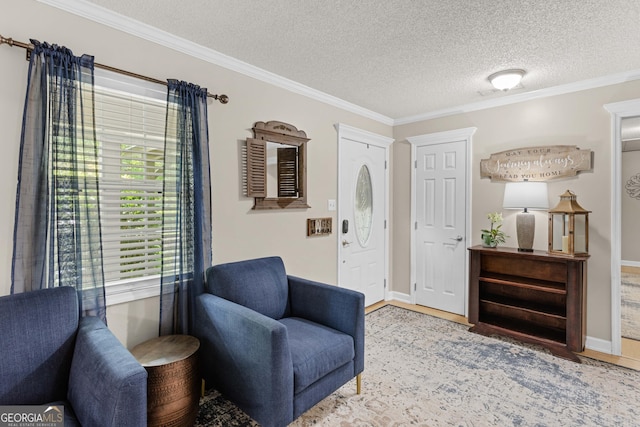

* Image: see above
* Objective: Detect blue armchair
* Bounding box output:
[194,256,365,427]
[0,286,147,427]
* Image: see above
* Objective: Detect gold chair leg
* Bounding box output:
[356,373,362,395]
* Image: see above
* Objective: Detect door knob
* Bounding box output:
[342,239,352,247]
[450,235,463,242]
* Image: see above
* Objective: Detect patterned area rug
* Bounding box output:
[622,272,640,340]
[196,305,640,426]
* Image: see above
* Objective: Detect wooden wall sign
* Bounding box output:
[480,145,593,182]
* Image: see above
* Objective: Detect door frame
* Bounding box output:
[604,98,640,356]
[407,127,476,316]
[335,123,393,301]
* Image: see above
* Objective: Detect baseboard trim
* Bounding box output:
[387,291,411,304]
[622,260,640,268]
[585,336,614,355]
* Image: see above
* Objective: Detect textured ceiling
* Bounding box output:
[80,0,640,120]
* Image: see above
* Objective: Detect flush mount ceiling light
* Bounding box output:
[488,69,526,91]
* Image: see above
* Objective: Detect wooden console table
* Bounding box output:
[468,246,588,362]
[131,335,200,426]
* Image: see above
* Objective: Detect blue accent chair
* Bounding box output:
[0,286,147,427]
[194,256,365,427]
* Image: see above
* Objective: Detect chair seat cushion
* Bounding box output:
[279,317,354,393]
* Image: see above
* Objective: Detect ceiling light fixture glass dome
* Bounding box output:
[488,69,526,91]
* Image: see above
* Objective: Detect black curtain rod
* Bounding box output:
[0,34,229,104]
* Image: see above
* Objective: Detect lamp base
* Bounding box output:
[516,212,535,251]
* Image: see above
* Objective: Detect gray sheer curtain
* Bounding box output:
[159,79,212,335]
[11,40,107,322]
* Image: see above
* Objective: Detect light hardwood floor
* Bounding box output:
[368,300,640,371]
[620,265,640,366]
[621,265,640,275]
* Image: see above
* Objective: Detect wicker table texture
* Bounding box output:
[131,335,200,427]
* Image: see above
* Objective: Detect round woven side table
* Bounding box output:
[131,335,200,427]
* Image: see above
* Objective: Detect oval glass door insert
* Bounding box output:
[354,164,373,246]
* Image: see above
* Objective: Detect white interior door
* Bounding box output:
[337,124,391,307]
[410,134,470,315]
[415,140,466,313]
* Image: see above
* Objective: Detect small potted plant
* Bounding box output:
[481,212,507,248]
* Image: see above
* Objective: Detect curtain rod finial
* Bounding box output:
[217,94,229,104]
[0,34,33,51]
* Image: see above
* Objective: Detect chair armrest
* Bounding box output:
[194,293,293,426]
[68,316,147,427]
[288,276,365,374]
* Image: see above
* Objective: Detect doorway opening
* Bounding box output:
[605,99,640,357]
[620,116,640,360]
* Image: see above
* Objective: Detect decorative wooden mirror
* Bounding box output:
[246,121,310,209]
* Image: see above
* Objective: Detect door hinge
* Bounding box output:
[414,221,418,230]
[414,160,417,168]
[414,283,417,291]
[384,279,387,289]
[384,219,387,229]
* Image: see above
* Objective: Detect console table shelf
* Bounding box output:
[480,273,567,293]
[468,245,588,362]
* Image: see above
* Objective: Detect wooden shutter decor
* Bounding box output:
[247,121,310,209]
[277,147,298,197]
[246,138,266,197]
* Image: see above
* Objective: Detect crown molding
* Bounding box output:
[394,69,640,126]
[334,123,394,148]
[37,0,394,126]
[406,127,477,146]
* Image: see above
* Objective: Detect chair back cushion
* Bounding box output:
[206,256,290,319]
[0,286,79,404]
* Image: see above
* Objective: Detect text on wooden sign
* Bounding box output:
[480,145,593,182]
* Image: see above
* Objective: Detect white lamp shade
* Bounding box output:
[503,181,549,210]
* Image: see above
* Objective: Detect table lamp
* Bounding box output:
[502,181,549,252]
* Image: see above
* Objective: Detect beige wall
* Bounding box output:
[622,150,640,262]
[0,1,391,348]
[3,0,640,349]
[393,81,640,342]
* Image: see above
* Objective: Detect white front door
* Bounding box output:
[409,129,474,315]
[337,124,392,307]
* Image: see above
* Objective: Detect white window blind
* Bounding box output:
[93,69,169,291]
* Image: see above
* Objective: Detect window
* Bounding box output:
[354,164,373,246]
[93,69,169,304]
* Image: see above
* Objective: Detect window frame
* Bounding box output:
[93,68,168,306]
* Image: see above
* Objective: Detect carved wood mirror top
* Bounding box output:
[246,121,310,209]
